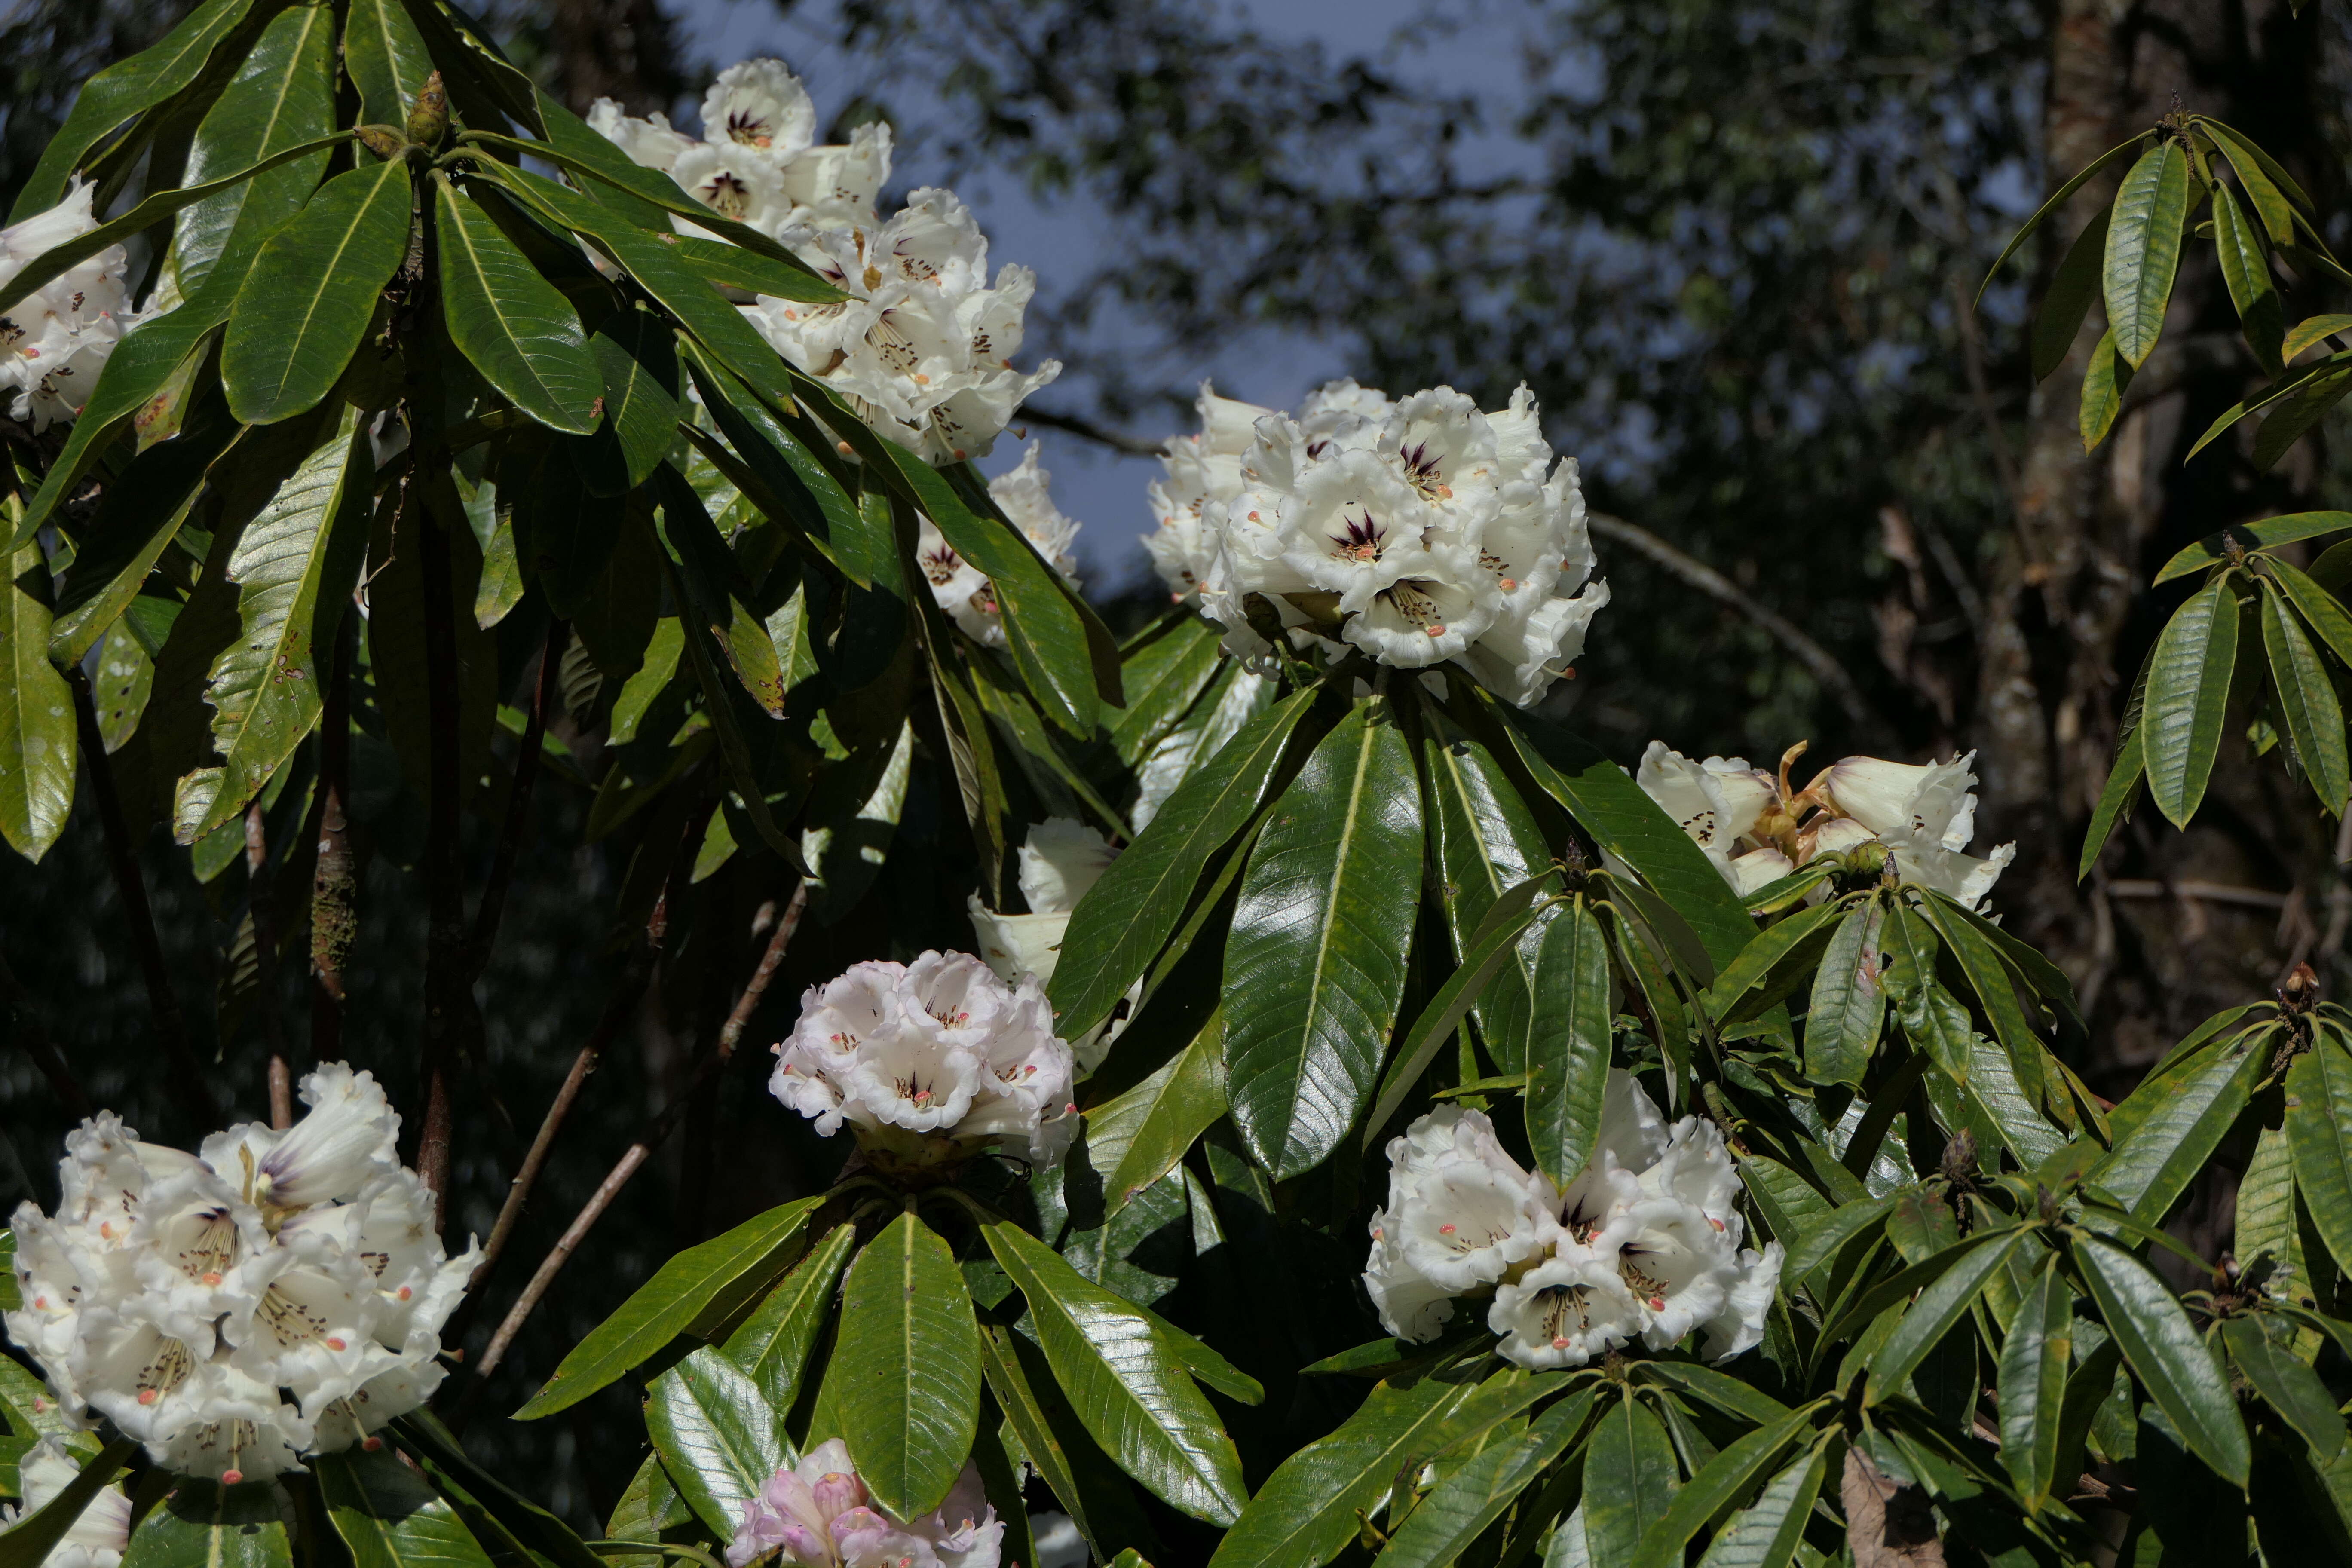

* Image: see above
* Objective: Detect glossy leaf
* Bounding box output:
[222,158,412,425]
[2152,512,2352,585]
[1706,898,1844,1024]
[1974,134,2143,304]
[590,310,683,491]
[1109,617,1225,768]
[2186,349,2352,465]
[1581,1393,1680,1568]
[646,1348,787,1537]
[0,546,74,864]
[1868,1228,2024,1404]
[171,4,336,297]
[1804,899,1884,1084]
[2287,1042,2352,1278]
[1223,701,1423,1178]
[2221,1315,2343,1462]
[2141,573,2239,827]
[1632,1405,1816,1568]
[1526,894,1614,1191]
[1997,1259,2073,1509]
[837,1213,980,1519]
[317,1447,497,1568]
[2211,181,2286,376]
[1379,1392,1590,1568]
[2079,328,2132,450]
[1784,1193,1891,1289]
[985,1223,1246,1526]
[2070,1233,2249,1487]
[2094,1035,2255,1223]
[0,1440,129,1568]
[720,1222,855,1415]
[1090,1034,1228,1220]
[1421,719,1557,1072]
[516,1198,817,1418]
[1051,686,1320,1039]
[2285,315,2352,361]
[436,181,603,434]
[1366,874,1553,1145]
[2031,202,2109,381]
[2079,725,2143,879]
[2103,139,2190,368]
[1692,1442,1826,1568]
[343,0,433,126]
[2255,361,2352,471]
[1627,1362,1792,1428]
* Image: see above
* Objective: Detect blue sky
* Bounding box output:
[674,0,1532,589]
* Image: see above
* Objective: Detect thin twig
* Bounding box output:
[0,954,91,1118]
[466,619,568,983]
[1584,512,1888,731]
[66,668,218,1127]
[1012,403,1164,458]
[312,618,355,1058]
[464,879,809,1394]
[245,802,293,1130]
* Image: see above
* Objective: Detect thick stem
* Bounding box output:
[416,494,462,1222]
[466,619,567,983]
[67,667,218,1127]
[312,618,355,1058]
[245,802,293,1130]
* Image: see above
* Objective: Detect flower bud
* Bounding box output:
[405,72,449,148]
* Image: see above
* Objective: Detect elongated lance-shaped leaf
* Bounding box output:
[588,309,683,492]
[2104,139,2192,368]
[1090,1033,1228,1220]
[2268,556,2352,679]
[1108,616,1223,769]
[2196,116,2311,236]
[176,406,370,838]
[1805,897,1885,1084]
[0,546,75,864]
[222,158,412,425]
[2254,361,2352,472]
[1706,897,1845,1024]
[343,0,432,128]
[2287,1040,2352,1280]
[720,1222,856,1415]
[10,0,265,220]
[1914,894,2064,1131]
[1525,894,1613,1190]
[1974,135,2145,305]
[646,1348,787,1537]
[2032,202,2110,382]
[1694,1440,1827,1568]
[2070,1232,2249,1486]
[1052,686,1323,1039]
[516,1198,817,1418]
[2141,573,2241,826]
[1632,1405,1819,1568]
[837,1213,981,1519]
[435,180,602,434]
[1997,1257,2074,1509]
[2153,512,2352,585]
[1868,1228,2026,1404]
[1379,1392,1592,1568]
[1223,701,1423,1178]
[2211,181,2286,376]
[2079,328,2132,450]
[2092,1032,2257,1223]
[316,1447,498,1568]
[171,3,336,298]
[1582,1392,1681,1568]
[1419,713,1557,1071]
[120,1478,290,1568]
[984,1223,1246,1526]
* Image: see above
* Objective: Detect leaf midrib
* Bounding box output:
[248,165,398,407]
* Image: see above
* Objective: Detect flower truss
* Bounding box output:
[0,181,140,430]
[1155,377,1609,707]
[966,818,1126,1070]
[1638,741,2018,907]
[2,1439,131,1568]
[3,1066,478,1484]
[592,59,1059,465]
[769,952,1080,1173]
[727,1441,1001,1568]
[1364,1072,1781,1369]
[916,443,1084,648]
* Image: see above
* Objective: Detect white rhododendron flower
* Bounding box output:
[701,59,817,161]
[916,443,1084,647]
[0,181,139,430]
[968,817,1117,993]
[3,1070,478,1484]
[3,1439,132,1568]
[1362,1074,1780,1369]
[728,1442,1001,1568]
[1176,377,1606,705]
[1638,741,2016,909]
[770,951,1079,1168]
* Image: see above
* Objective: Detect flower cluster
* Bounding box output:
[1147,378,1608,707]
[2,1440,131,1568]
[727,1442,1000,1568]
[1639,742,2016,908]
[592,59,1058,466]
[1364,1074,1781,1368]
[916,444,1084,648]
[1,182,138,431]
[769,952,1079,1170]
[3,1067,476,1484]
[967,818,1125,1071]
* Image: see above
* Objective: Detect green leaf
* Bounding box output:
[646,1348,787,1537]
[2287,1043,2352,1280]
[1996,1259,2073,1509]
[1379,1393,1591,1568]
[2079,726,2143,880]
[1632,1406,1817,1568]
[515,1198,818,1419]
[180,407,370,839]
[1581,1393,1680,1568]
[977,1324,1154,1562]
[2254,361,2352,472]
[2269,557,2352,678]
[1974,135,2144,304]
[2079,328,2132,450]
[2263,579,2349,812]
[1867,1229,2025,1404]
[222,158,413,425]
[1692,1442,1826,1568]
[1804,899,1885,1085]
[2070,1233,2250,1487]
[0,1441,129,1568]
[120,1479,289,1568]
[390,1413,605,1568]
[1108,616,1225,769]
[836,1214,980,1519]
[2155,513,2352,585]
[9,0,263,220]
[1223,701,1424,1178]
[0,546,76,863]
[1089,1034,1228,1220]
[1706,899,1844,1025]
[2285,315,2352,361]
[984,1223,1246,1527]
[1626,1363,1792,1428]
[2185,349,2352,465]
[2141,573,2240,827]
[2031,203,2110,382]
[2196,117,2310,239]
[436,181,602,434]
[1784,1194,1892,1289]
[1205,1377,1476,1568]
[1132,665,1276,833]
[171,4,337,297]
[343,0,433,126]
[316,1447,497,1568]
[1525,895,1614,1191]
[2220,1315,2343,1464]
[2103,139,2191,368]
[2211,181,2286,377]
[720,1222,855,1415]
[2094,1034,2257,1223]
[589,310,683,492]
[1420,716,1558,1073]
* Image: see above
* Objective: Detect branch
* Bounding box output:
[1013,402,1164,458]
[415,487,464,1224]
[466,619,567,983]
[462,879,809,1399]
[1584,511,1889,732]
[66,667,218,1127]
[245,802,293,1130]
[312,617,356,1058]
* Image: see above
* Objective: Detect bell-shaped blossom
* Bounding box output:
[3,1439,131,1568]
[1635,744,1774,868]
[1488,1251,1645,1369]
[778,122,894,230]
[1368,1108,1554,1315]
[770,953,1078,1167]
[969,818,1117,989]
[729,1443,1001,1568]
[1,181,139,430]
[1699,1240,1784,1362]
[1147,382,1271,602]
[916,444,1084,647]
[3,1069,476,1482]
[1599,1197,1744,1351]
[701,60,817,161]
[586,101,695,174]
[670,144,790,232]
